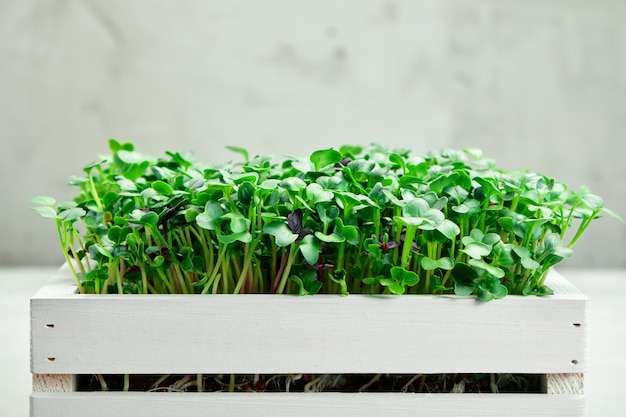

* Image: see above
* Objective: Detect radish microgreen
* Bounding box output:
[31,139,621,299]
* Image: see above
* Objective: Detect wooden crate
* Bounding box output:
[30,265,588,417]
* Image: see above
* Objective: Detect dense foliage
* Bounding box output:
[32,140,617,301]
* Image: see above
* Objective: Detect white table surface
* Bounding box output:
[1,267,624,417]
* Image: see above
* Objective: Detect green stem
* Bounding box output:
[228,374,236,393]
[336,241,346,271]
[568,210,599,248]
[400,226,417,268]
[157,268,176,294]
[57,220,84,294]
[201,244,228,294]
[276,244,298,294]
[171,263,189,294]
[190,226,213,275]
[88,172,104,212]
[137,265,148,294]
[233,241,258,294]
[440,269,453,290]
[561,201,580,239]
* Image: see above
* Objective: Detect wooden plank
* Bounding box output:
[547,373,584,395]
[32,374,72,392]
[30,391,586,417]
[31,268,588,375]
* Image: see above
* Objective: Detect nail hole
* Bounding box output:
[46,324,55,329]
[573,323,581,327]
[47,357,56,362]
[571,359,579,365]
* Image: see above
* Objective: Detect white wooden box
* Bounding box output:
[30,265,588,417]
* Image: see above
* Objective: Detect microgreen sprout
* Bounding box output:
[31,140,621,300]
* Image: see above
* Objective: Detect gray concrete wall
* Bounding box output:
[1,0,624,266]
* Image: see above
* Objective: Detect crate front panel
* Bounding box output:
[31,268,588,375]
[30,392,586,417]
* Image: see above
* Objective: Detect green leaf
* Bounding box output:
[451,262,477,296]
[108,226,131,245]
[601,207,624,222]
[497,217,514,233]
[403,199,430,217]
[225,145,249,162]
[310,148,343,171]
[521,257,540,270]
[139,211,159,227]
[512,246,531,259]
[280,177,307,192]
[437,220,460,240]
[150,254,165,268]
[58,208,86,222]
[476,278,508,301]
[152,180,173,196]
[223,213,251,234]
[389,153,406,172]
[492,283,508,299]
[390,267,419,286]
[400,199,445,230]
[388,283,406,294]
[237,181,256,206]
[317,204,339,228]
[461,242,491,259]
[306,183,334,205]
[452,199,481,215]
[482,233,501,246]
[184,208,200,223]
[109,139,134,152]
[437,257,454,270]
[468,259,505,278]
[537,285,554,296]
[91,243,112,259]
[491,242,516,267]
[421,257,439,271]
[314,231,345,243]
[217,231,252,244]
[334,218,359,245]
[379,278,406,295]
[393,215,425,228]
[299,235,321,265]
[264,222,299,247]
[290,270,323,295]
[454,282,474,296]
[30,196,56,206]
[580,191,604,210]
[31,206,58,219]
[196,202,224,231]
[259,179,281,190]
[339,145,362,157]
[126,233,141,253]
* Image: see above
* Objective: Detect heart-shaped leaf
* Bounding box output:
[196,201,224,231]
[299,235,321,265]
[264,222,298,247]
[310,148,343,171]
[391,267,420,286]
[306,183,334,205]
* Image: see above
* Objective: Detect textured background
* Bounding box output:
[1,0,625,267]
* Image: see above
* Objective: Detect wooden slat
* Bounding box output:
[547,373,584,395]
[30,391,586,417]
[32,374,72,392]
[31,268,588,375]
